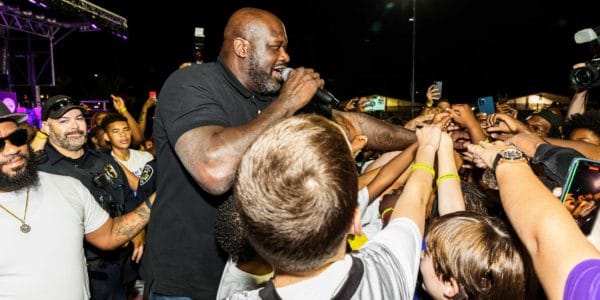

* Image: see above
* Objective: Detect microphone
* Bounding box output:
[281,68,340,106]
[574,27,600,44]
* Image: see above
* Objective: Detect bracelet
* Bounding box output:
[380,207,394,219]
[35,131,48,140]
[144,197,152,209]
[411,162,435,177]
[118,107,127,113]
[436,173,461,186]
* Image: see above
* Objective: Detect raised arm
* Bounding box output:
[137,96,157,136]
[331,109,416,152]
[175,68,319,195]
[467,142,600,299]
[566,63,589,120]
[111,94,144,147]
[85,193,155,250]
[436,132,465,215]
[450,104,487,144]
[364,142,418,202]
[390,125,440,233]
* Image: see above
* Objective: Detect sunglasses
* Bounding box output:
[46,97,78,115]
[0,128,28,151]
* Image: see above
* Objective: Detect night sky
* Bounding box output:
[9,0,600,110]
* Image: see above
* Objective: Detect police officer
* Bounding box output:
[36,95,140,300]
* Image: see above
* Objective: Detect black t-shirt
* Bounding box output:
[141,58,271,298]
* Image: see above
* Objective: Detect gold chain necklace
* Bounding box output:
[0,187,31,233]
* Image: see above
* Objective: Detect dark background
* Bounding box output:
[8,0,600,110]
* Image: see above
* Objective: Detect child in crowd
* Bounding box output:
[215,198,273,299]
[420,211,527,300]
[101,112,154,177]
[230,114,437,299]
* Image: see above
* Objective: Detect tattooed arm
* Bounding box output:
[332,110,416,151]
[85,193,155,250]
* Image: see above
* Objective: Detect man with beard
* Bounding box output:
[35,95,142,300]
[142,7,416,299]
[0,102,155,299]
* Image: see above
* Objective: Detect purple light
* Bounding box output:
[112,32,128,41]
[28,0,37,4]
[90,23,98,30]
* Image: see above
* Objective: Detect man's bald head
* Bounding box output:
[224,8,278,40]
[220,7,284,58]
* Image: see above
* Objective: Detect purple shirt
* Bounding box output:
[564,259,600,299]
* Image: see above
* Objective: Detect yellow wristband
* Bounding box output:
[436,173,461,186]
[118,107,127,113]
[411,162,435,177]
[35,131,48,140]
[380,207,394,219]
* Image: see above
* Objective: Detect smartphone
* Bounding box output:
[432,81,443,100]
[477,96,495,115]
[560,158,600,235]
[149,91,157,100]
[363,96,386,112]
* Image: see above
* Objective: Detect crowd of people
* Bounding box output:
[1,6,600,300]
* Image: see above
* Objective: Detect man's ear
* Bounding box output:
[442,277,460,298]
[40,121,49,135]
[103,132,110,143]
[233,37,250,58]
[348,207,362,236]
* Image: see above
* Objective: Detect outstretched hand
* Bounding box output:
[416,124,442,151]
[110,94,126,111]
[485,113,529,140]
[426,84,441,103]
[465,140,509,168]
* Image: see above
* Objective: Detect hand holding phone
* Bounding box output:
[561,158,600,235]
[363,96,386,112]
[432,81,443,100]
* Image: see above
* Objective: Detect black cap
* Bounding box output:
[42,95,86,121]
[0,102,27,124]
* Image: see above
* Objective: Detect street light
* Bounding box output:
[409,0,416,117]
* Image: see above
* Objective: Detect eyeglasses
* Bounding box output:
[0,128,28,151]
[46,97,78,116]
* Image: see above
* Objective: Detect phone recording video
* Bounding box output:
[561,158,600,235]
[363,96,386,112]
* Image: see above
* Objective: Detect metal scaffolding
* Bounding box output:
[0,0,127,105]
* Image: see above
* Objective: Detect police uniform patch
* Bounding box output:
[104,163,118,179]
[139,164,154,186]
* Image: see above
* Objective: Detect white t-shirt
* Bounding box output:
[112,149,154,177]
[228,217,422,300]
[216,257,273,300]
[0,172,109,300]
[358,186,382,240]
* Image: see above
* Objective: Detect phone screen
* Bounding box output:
[561,158,600,235]
[477,96,495,115]
[363,96,386,112]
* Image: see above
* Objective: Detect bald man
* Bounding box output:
[141,7,415,299]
